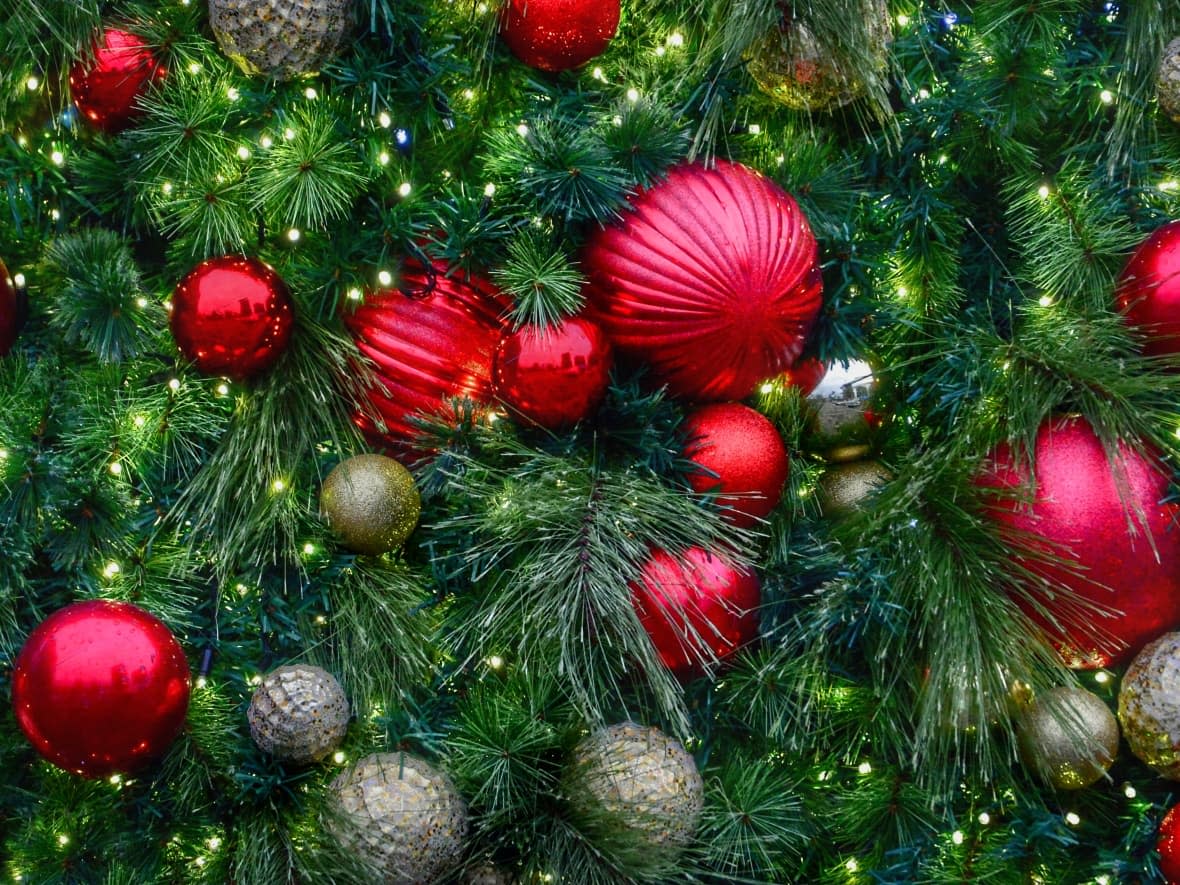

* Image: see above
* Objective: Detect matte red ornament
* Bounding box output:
[345,261,510,447]
[1159,804,1180,884]
[69,28,166,133]
[585,161,823,402]
[630,546,761,676]
[780,356,826,396]
[12,600,191,778]
[171,255,295,381]
[682,403,789,527]
[493,317,612,429]
[0,258,21,357]
[978,416,1180,668]
[499,0,620,72]
[1117,220,1180,356]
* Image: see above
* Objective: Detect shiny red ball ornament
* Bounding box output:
[630,546,761,676]
[345,261,510,447]
[171,255,295,381]
[494,317,612,429]
[585,161,823,402]
[1117,220,1180,356]
[0,258,22,357]
[978,416,1180,668]
[682,403,789,527]
[779,356,826,396]
[1159,804,1180,884]
[499,0,620,72]
[69,28,166,133]
[12,600,191,778]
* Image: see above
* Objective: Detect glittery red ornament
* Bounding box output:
[345,262,510,447]
[69,28,166,133]
[493,317,612,429]
[12,600,191,778]
[171,255,295,381]
[499,0,620,72]
[1159,804,1180,884]
[780,356,826,396]
[1117,220,1180,356]
[978,416,1180,668]
[682,403,788,527]
[585,161,823,402]
[630,546,761,676]
[0,258,22,357]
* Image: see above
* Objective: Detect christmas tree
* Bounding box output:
[4,0,1180,882]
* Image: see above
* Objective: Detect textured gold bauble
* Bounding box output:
[1159,36,1180,123]
[248,664,349,764]
[1016,687,1119,790]
[818,459,891,516]
[321,454,420,555]
[1119,632,1180,779]
[208,0,353,79]
[569,722,704,851]
[329,753,468,884]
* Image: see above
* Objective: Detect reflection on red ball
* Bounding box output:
[499,0,620,72]
[1159,804,1180,884]
[1117,220,1180,356]
[171,256,295,380]
[70,28,166,133]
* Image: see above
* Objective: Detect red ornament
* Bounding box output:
[0,258,22,357]
[779,356,826,396]
[12,600,191,778]
[493,317,613,429]
[585,161,823,402]
[1117,220,1180,356]
[978,416,1180,668]
[499,0,620,72]
[69,28,166,133]
[345,261,510,447]
[630,546,761,676]
[1159,804,1180,884]
[682,403,789,527]
[171,255,295,381]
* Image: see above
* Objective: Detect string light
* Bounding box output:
[484,182,496,197]
[951,830,964,845]
[283,128,296,140]
[188,62,202,74]
[50,150,64,166]
[462,89,475,100]
[104,561,120,577]
[217,383,230,396]
[136,296,148,308]
[1038,294,1053,307]
[333,751,346,764]
[347,288,362,301]
[857,761,872,775]
[378,151,390,165]
[208,837,222,850]
[26,76,39,90]
[109,460,123,475]
[58,834,70,847]
[168,378,181,391]
[1038,184,1051,199]
[398,182,412,197]
[748,123,762,135]
[110,774,122,785]
[897,13,910,26]
[516,123,529,137]
[1100,89,1114,105]
[759,382,774,394]
[260,134,273,149]
[304,87,318,100]
[978,812,990,825]
[667,32,684,47]
[487,655,505,669]
[1065,812,1081,826]
[592,67,606,81]
[227,87,240,101]
[1094,671,1110,684]
[378,111,392,128]
[237,146,251,160]
[302,542,316,555]
[1124,784,1137,798]
[378,270,393,286]
[196,676,208,689]
[271,479,286,492]
[626,87,640,102]
[845,858,859,872]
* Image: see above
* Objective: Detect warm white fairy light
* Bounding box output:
[626,87,640,102]
[50,150,64,166]
[1124,784,1137,798]
[162,181,174,195]
[398,181,412,197]
[104,561,120,577]
[237,145,251,160]
[167,378,180,391]
[287,228,301,243]
[58,835,70,847]
[1100,89,1114,105]
[488,655,505,669]
[1065,812,1081,826]
[378,111,392,128]
[749,123,762,135]
[303,542,316,555]
[196,676,207,689]
[194,857,206,868]
[347,287,362,301]
[207,837,222,851]
[283,128,296,140]
[333,751,346,764]
[592,66,605,81]
[951,830,964,845]
[378,270,393,286]
[217,383,230,396]
[26,76,39,91]
[484,182,496,197]
[0,449,9,460]
[516,123,529,137]
[897,13,909,26]
[260,134,273,149]
[227,87,240,100]
[978,812,990,825]
[857,761,872,775]
[188,62,202,74]
[50,208,61,221]
[1038,294,1053,307]
[1160,180,1179,191]
[110,774,122,786]
[304,86,318,100]
[13,273,26,288]
[109,461,123,475]
[1094,671,1110,684]
[271,479,286,493]
[667,32,684,47]
[760,382,774,394]
[845,858,859,872]
[378,151,390,165]
[1038,184,1051,199]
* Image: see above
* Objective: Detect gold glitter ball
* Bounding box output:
[321,454,420,555]
[1017,687,1118,790]
[208,0,354,79]
[1120,632,1180,779]
[329,753,468,885]
[1159,36,1180,123]
[817,459,892,517]
[248,664,349,764]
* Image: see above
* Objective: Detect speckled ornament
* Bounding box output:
[329,752,468,884]
[569,722,704,851]
[208,0,353,79]
[818,460,891,516]
[1159,37,1180,123]
[1016,687,1118,790]
[320,454,420,555]
[1120,633,1180,779]
[248,664,349,764]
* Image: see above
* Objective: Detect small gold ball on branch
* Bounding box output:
[320,454,420,555]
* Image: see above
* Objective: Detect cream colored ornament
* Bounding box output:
[208,0,354,79]
[1159,36,1180,123]
[1119,632,1180,779]
[248,664,349,763]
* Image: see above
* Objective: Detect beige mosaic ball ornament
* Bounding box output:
[208,0,354,79]
[1160,37,1180,123]
[1119,632,1180,779]
[329,753,468,884]
[1016,687,1119,790]
[569,722,705,851]
[248,664,349,763]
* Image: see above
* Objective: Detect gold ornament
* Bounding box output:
[1159,37,1180,123]
[1120,632,1180,779]
[208,0,354,79]
[817,460,891,516]
[321,454,420,555]
[1017,687,1118,790]
[248,664,349,764]
[568,722,704,851]
[329,752,468,884]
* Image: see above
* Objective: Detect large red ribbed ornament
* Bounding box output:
[12,600,191,778]
[630,546,761,676]
[682,402,789,527]
[493,317,612,429]
[1117,220,1180,356]
[345,262,510,447]
[499,0,620,72]
[1159,804,1180,884]
[978,416,1180,668]
[0,258,21,357]
[585,161,823,402]
[69,28,167,133]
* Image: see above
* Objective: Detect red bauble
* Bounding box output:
[1117,220,1180,356]
[345,262,510,446]
[493,317,612,429]
[12,600,191,778]
[682,403,789,527]
[0,258,21,357]
[630,546,761,675]
[69,28,166,133]
[780,356,826,396]
[1159,804,1180,884]
[978,416,1180,668]
[585,161,823,402]
[171,255,295,381]
[499,0,620,72]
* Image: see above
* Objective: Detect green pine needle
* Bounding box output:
[493,232,586,329]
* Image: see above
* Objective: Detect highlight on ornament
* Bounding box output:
[69,27,167,133]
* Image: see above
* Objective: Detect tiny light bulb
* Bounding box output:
[58,834,70,847]
[378,151,390,165]
[188,62,202,74]
[1094,671,1110,683]
[260,135,273,148]
[347,288,362,301]
[748,123,762,135]
[169,378,181,391]
[952,830,964,845]
[1038,294,1053,307]
[227,87,240,100]
[26,75,40,91]
[50,150,65,166]
[272,479,286,492]
[1038,184,1051,199]
[845,859,858,872]
[1065,812,1081,826]
[488,655,505,669]
[237,146,251,160]
[978,812,990,825]
[304,87,317,100]
[897,13,909,26]
[516,123,529,137]
[109,461,123,475]
[217,383,230,396]
[287,228,301,242]
[378,270,393,287]
[398,182,412,197]
[1125,784,1138,798]
[378,111,392,128]
[626,87,640,102]
[284,128,295,140]
[760,382,774,394]
[858,761,872,775]
[1100,89,1114,104]
[667,32,684,46]
[333,751,346,764]
[303,542,316,555]
[484,182,496,197]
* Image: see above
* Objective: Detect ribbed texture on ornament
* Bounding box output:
[1159,37,1180,123]
[330,753,468,884]
[1120,633,1180,779]
[585,161,822,401]
[208,0,353,79]
[248,664,349,763]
